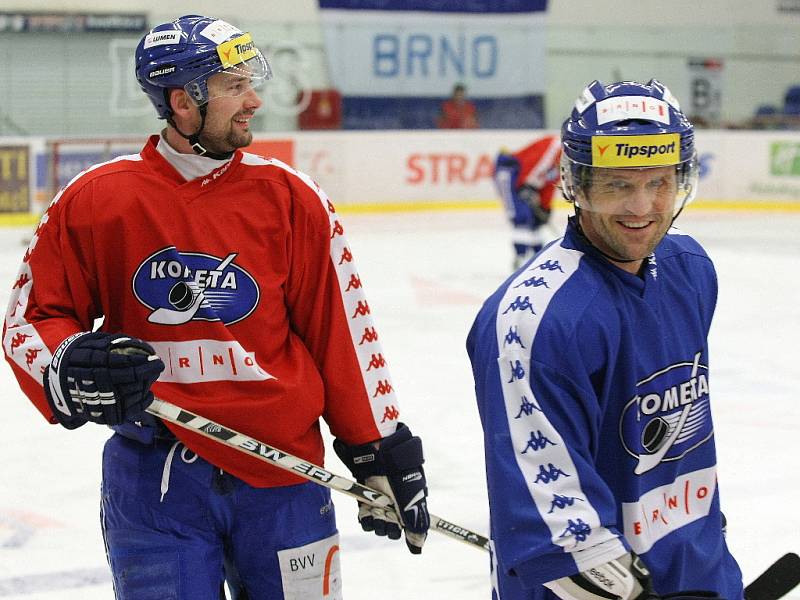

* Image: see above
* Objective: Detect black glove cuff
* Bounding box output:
[333,437,380,481]
[333,423,424,478]
[381,435,424,472]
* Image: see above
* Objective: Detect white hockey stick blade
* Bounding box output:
[146,398,491,552]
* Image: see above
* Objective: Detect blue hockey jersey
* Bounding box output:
[467,218,743,599]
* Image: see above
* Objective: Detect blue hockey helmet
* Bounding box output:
[135,15,272,120]
[560,79,698,216]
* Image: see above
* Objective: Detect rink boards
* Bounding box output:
[2,129,800,225]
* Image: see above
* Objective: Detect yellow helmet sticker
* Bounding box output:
[217,33,258,69]
[591,134,680,167]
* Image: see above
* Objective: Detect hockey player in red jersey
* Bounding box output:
[493,135,562,269]
[2,15,429,599]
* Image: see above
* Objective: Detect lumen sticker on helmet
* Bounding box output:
[199,20,243,44]
[216,33,258,68]
[143,30,182,49]
[591,134,681,167]
[595,96,670,125]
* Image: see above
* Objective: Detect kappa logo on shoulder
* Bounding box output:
[132,247,260,326]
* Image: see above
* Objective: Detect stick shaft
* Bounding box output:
[146,398,491,552]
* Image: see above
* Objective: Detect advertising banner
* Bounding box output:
[251,130,800,211]
[0,12,147,33]
[0,145,30,213]
[4,129,800,229]
[695,131,800,206]
[318,0,549,129]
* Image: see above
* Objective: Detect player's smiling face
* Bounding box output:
[199,71,263,153]
[578,165,677,273]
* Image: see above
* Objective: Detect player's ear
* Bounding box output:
[168,88,194,118]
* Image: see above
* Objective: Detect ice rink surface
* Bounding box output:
[1,207,798,599]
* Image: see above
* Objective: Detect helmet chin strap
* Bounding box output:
[167,104,234,161]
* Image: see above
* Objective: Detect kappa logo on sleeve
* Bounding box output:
[619,351,714,474]
[132,247,260,326]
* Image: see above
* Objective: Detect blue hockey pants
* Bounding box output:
[101,433,341,599]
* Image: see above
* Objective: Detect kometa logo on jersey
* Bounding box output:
[619,351,713,475]
[133,247,259,326]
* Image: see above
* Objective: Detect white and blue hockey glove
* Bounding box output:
[545,552,653,600]
[546,551,726,600]
[43,332,164,429]
[333,423,430,554]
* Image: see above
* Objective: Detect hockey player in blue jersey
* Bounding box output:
[467,80,743,600]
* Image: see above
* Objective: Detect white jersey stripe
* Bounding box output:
[242,153,398,436]
[495,242,625,570]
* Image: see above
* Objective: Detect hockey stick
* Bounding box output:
[144,397,798,598]
[745,552,800,600]
[145,398,491,552]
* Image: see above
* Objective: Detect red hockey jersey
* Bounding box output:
[511,135,561,210]
[3,135,400,487]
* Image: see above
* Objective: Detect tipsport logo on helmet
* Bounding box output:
[132,248,260,326]
[216,33,258,68]
[618,352,714,475]
[592,133,680,168]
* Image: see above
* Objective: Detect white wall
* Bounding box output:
[8,0,800,26]
[2,1,800,131]
[547,0,800,25]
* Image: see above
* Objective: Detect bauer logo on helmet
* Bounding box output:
[148,65,176,79]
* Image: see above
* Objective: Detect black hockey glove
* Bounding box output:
[43,332,164,429]
[518,183,552,224]
[333,423,430,554]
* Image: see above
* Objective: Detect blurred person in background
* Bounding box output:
[493,135,562,269]
[3,14,430,599]
[438,82,479,129]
